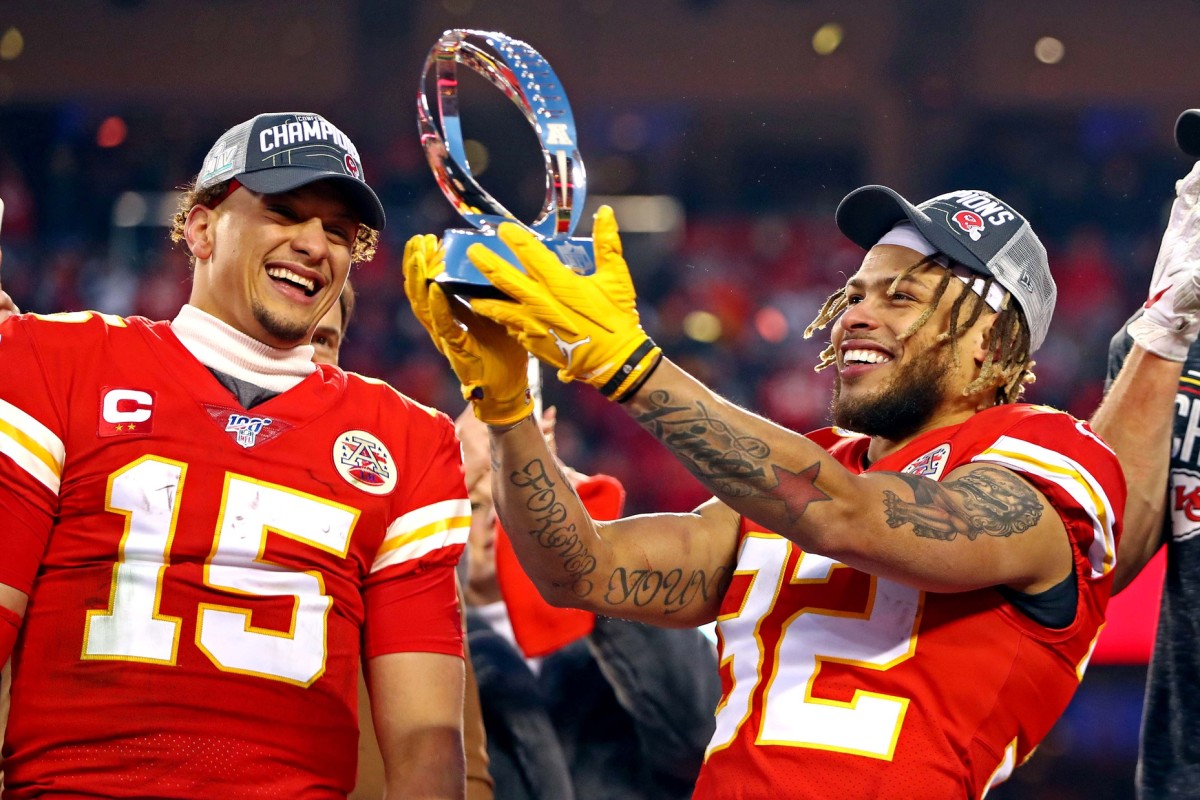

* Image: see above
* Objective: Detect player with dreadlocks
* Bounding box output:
[402,184,1125,798]
[805,250,1032,406]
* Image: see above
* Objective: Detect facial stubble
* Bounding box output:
[831,343,955,441]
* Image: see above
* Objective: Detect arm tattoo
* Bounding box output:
[632,389,830,522]
[881,468,1043,542]
[603,565,734,614]
[633,391,769,495]
[506,458,597,597]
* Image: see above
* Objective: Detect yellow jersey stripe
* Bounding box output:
[378,514,472,556]
[0,399,64,494]
[974,436,1116,578]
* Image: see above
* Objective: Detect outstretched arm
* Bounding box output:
[489,415,739,626]
[466,213,1074,595]
[402,235,738,627]
[617,358,1071,594]
[1092,344,1177,593]
[1091,162,1200,592]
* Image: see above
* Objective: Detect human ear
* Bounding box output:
[970,312,998,367]
[184,205,214,261]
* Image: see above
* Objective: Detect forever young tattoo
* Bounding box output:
[604,565,733,614]
[507,458,597,597]
[882,468,1043,542]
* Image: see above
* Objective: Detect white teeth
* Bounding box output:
[266,267,315,293]
[843,348,892,365]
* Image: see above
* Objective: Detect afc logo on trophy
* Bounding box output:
[417,29,595,296]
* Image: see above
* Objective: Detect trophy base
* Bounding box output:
[434,228,595,298]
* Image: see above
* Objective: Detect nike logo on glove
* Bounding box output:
[550,328,591,371]
[1146,285,1173,309]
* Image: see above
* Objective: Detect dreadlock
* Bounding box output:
[803,259,1035,406]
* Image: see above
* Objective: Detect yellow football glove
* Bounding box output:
[402,234,534,426]
[468,206,662,402]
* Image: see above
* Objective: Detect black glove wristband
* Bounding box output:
[598,338,658,398]
[615,348,663,403]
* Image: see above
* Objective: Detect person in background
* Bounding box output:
[403,185,1124,798]
[1092,160,1200,799]
[455,404,719,800]
[0,112,467,798]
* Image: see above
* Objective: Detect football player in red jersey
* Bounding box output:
[0,113,469,799]
[402,187,1125,799]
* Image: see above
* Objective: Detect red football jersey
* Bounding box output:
[0,313,469,798]
[695,404,1124,799]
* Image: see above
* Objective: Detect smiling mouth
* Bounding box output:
[267,266,318,297]
[842,348,893,366]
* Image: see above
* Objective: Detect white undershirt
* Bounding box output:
[171,304,316,393]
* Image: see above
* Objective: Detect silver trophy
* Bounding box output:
[417,29,594,297]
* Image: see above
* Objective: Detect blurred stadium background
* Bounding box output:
[1,1,1191,796]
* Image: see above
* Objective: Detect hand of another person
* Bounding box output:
[468,206,662,402]
[1130,161,1200,360]
[402,235,534,426]
[0,246,20,322]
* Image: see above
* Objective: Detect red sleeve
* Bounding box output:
[363,405,468,656]
[363,563,463,659]
[977,411,1125,582]
[0,316,63,593]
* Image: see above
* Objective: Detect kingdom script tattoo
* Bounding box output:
[508,458,597,597]
[881,468,1043,542]
[604,565,733,614]
[633,390,771,497]
[633,390,830,522]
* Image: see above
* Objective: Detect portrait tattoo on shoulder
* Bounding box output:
[881,467,1043,542]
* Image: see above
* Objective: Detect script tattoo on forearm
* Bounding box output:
[603,565,733,614]
[633,390,771,496]
[881,468,1043,541]
[508,458,597,597]
[633,389,831,522]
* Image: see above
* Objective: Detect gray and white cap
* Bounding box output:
[835,186,1055,352]
[196,112,386,230]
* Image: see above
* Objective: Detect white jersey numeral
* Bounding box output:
[708,535,921,760]
[84,456,187,664]
[83,456,360,686]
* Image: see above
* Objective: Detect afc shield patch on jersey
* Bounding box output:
[1169,468,1200,542]
[901,443,950,479]
[334,429,396,495]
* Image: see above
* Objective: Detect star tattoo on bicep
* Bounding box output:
[770,462,831,525]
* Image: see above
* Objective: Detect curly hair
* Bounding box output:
[803,258,1035,406]
[169,179,379,265]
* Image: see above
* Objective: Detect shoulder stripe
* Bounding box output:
[973,435,1116,579]
[0,399,64,494]
[372,498,470,574]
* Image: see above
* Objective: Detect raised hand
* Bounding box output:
[1131,161,1200,360]
[402,234,533,426]
[468,205,662,402]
